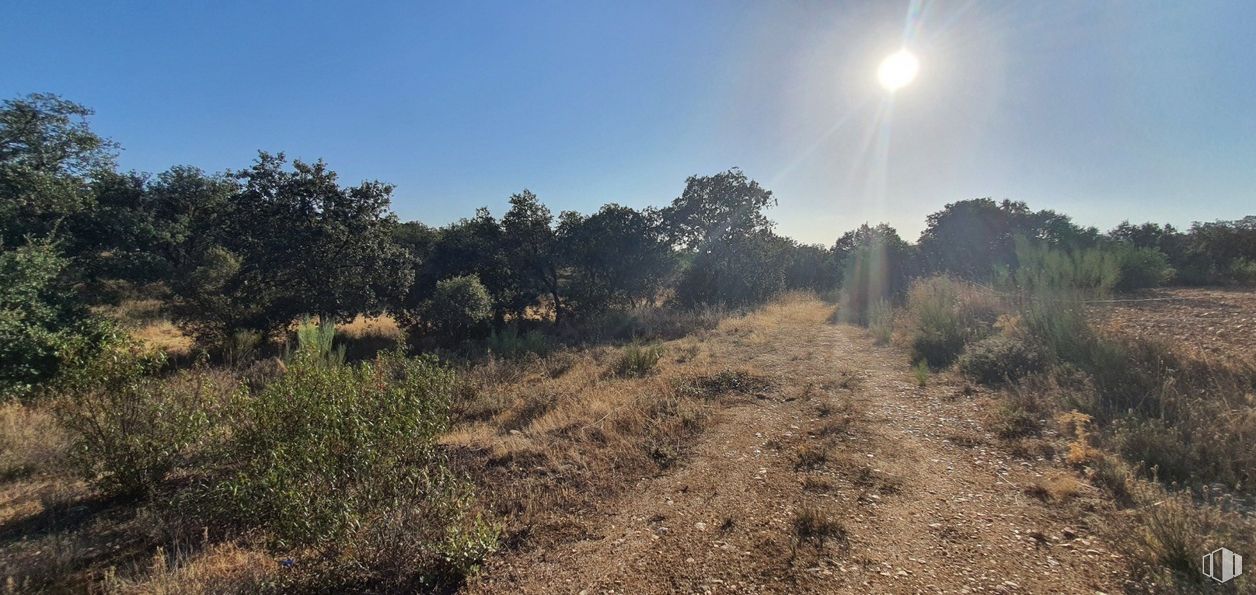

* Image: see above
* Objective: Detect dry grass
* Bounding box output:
[99,541,275,595]
[791,505,847,548]
[1,294,842,592]
[99,300,194,357]
[0,402,69,481]
[1023,472,1083,504]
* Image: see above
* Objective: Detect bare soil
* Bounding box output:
[466,305,1127,593]
[1090,287,1256,364]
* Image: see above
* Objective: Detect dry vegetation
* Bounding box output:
[6,287,1256,592]
[0,298,795,592]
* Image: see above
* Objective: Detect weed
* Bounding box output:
[793,444,828,470]
[912,360,929,387]
[612,343,664,377]
[792,505,847,547]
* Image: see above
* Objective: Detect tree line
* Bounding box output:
[3,92,1255,396]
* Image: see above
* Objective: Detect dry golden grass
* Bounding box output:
[1024,472,1084,504]
[98,299,195,357]
[99,542,275,595]
[337,313,402,341]
[0,401,69,480]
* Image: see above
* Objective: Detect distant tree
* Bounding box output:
[403,209,513,328]
[783,242,839,292]
[675,229,791,307]
[917,198,1093,280]
[170,153,412,342]
[833,223,916,322]
[661,168,776,250]
[0,93,117,247]
[71,166,235,288]
[501,190,563,321]
[1183,216,1256,285]
[559,204,676,315]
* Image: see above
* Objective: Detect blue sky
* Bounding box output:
[4,1,1253,244]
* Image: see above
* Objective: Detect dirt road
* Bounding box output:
[468,311,1126,593]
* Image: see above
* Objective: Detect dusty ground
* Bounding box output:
[466,299,1127,594]
[1090,287,1256,364]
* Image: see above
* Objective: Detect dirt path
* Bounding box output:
[468,315,1126,593]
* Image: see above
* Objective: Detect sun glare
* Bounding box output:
[877,49,919,91]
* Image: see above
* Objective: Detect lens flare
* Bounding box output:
[877,49,919,91]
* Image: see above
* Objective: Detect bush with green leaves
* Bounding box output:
[418,274,492,341]
[52,335,218,495]
[1111,244,1173,291]
[0,239,105,398]
[906,277,1002,368]
[220,350,495,582]
[957,334,1044,385]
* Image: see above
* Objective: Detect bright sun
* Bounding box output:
[877,49,919,91]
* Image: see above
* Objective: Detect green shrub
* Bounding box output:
[911,360,929,387]
[1001,236,1119,295]
[958,334,1044,385]
[0,239,105,398]
[422,275,492,341]
[906,277,1001,367]
[219,349,494,575]
[613,343,664,377]
[1112,244,1173,291]
[1228,257,1256,285]
[52,335,218,495]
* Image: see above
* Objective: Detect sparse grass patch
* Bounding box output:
[1112,487,1256,590]
[0,401,69,481]
[792,505,847,548]
[612,343,664,378]
[1023,473,1083,504]
[673,368,774,400]
[793,444,828,470]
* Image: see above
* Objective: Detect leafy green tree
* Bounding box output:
[501,190,563,320]
[0,238,105,397]
[917,198,1094,280]
[675,229,790,307]
[404,209,513,327]
[170,153,412,342]
[559,204,676,315]
[72,166,235,288]
[833,223,916,322]
[661,168,776,250]
[783,242,839,292]
[0,93,116,247]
